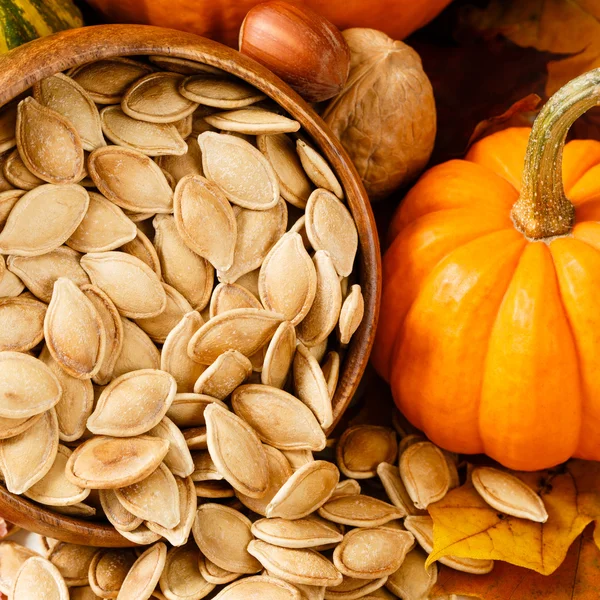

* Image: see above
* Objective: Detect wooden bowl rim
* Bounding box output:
[0,24,381,546]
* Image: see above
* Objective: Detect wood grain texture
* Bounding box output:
[0,24,381,546]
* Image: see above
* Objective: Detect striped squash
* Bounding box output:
[0,0,83,52]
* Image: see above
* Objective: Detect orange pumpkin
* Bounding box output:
[84,0,452,47]
[373,70,600,471]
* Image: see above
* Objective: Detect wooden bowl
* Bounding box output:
[0,24,381,546]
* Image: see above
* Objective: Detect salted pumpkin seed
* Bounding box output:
[149,56,224,76]
[7,246,89,303]
[173,174,237,271]
[175,113,193,137]
[192,504,261,575]
[3,148,44,189]
[46,543,98,587]
[122,72,198,123]
[258,133,313,208]
[385,548,437,600]
[198,555,239,585]
[101,105,187,155]
[194,480,234,499]
[158,544,215,600]
[267,460,339,520]
[116,523,162,546]
[44,278,106,379]
[333,527,414,579]
[217,198,287,283]
[115,463,180,529]
[191,449,222,481]
[185,426,208,450]
[188,308,283,365]
[156,137,204,183]
[10,556,68,600]
[331,480,362,501]
[0,271,23,298]
[318,495,403,528]
[261,321,296,389]
[199,132,279,210]
[471,466,548,523]
[321,352,340,400]
[148,417,194,478]
[120,227,162,278]
[70,58,154,104]
[0,184,89,256]
[210,283,262,317]
[65,435,169,489]
[81,251,167,319]
[337,425,397,480]
[16,97,85,184]
[193,350,252,399]
[214,575,301,600]
[376,463,421,517]
[0,414,42,440]
[232,384,326,451]
[0,295,45,352]
[87,369,176,436]
[0,102,16,155]
[0,190,24,229]
[33,73,106,151]
[0,408,58,494]
[99,489,143,532]
[161,313,207,393]
[180,75,265,109]
[117,542,167,600]
[252,516,343,549]
[205,403,269,498]
[0,352,61,418]
[89,548,137,598]
[166,392,226,427]
[338,285,364,345]
[247,541,342,587]
[325,575,387,600]
[0,541,38,595]
[236,444,292,517]
[112,317,161,378]
[153,214,214,310]
[282,449,314,472]
[235,268,261,299]
[205,108,300,135]
[296,140,343,200]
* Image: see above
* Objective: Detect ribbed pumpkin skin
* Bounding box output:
[85,0,452,47]
[374,127,600,471]
[0,0,82,52]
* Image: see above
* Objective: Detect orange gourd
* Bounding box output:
[84,0,452,47]
[373,70,600,471]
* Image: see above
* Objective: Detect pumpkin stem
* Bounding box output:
[512,69,600,239]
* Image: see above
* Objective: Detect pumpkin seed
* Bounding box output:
[0,184,89,256]
[87,369,176,437]
[184,426,208,450]
[376,463,421,517]
[205,108,300,135]
[318,495,403,528]
[318,353,338,400]
[173,174,237,271]
[399,442,451,510]
[175,114,193,137]
[193,350,252,399]
[247,541,342,587]
[117,542,167,600]
[333,527,414,579]
[161,313,207,393]
[16,97,85,184]
[234,268,261,299]
[257,134,313,208]
[166,392,226,428]
[331,479,361,499]
[325,575,387,600]
[0,541,38,595]
[297,251,342,347]
[199,132,279,210]
[232,384,327,451]
[116,523,162,546]
[65,435,169,489]
[53,502,96,519]
[3,148,44,190]
[194,480,234,499]
[81,251,167,319]
[112,318,161,378]
[193,503,262,574]
[0,414,42,440]
[0,102,16,155]
[46,542,98,587]
[198,555,239,585]
[217,199,287,283]
[10,556,68,600]
[191,449,222,481]
[99,489,143,532]
[205,403,269,497]
[0,408,58,494]
[70,58,154,104]
[149,56,224,76]
[0,271,24,298]
[89,548,137,598]
[305,189,357,277]
[0,352,61,418]
[236,444,292,516]
[120,227,162,278]
[122,72,198,123]
[296,140,343,200]
[33,73,106,152]
[210,283,262,317]
[180,75,265,109]
[282,449,314,472]
[261,321,296,389]
[153,214,214,310]
[338,285,364,345]
[44,277,106,379]
[156,138,203,183]
[148,418,194,478]
[0,189,24,229]
[251,516,343,549]
[100,105,187,156]
[0,295,46,352]
[397,434,426,457]
[115,463,180,529]
[293,343,332,429]
[7,246,89,303]
[471,466,548,523]
[385,548,437,600]
[213,575,301,600]
[69,586,103,600]
[188,308,283,365]
[158,544,215,599]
